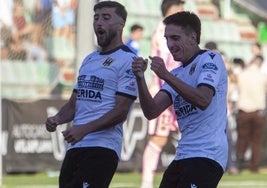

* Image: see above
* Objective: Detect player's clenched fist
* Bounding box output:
[132,57,148,78]
[149,56,168,80]
[45,116,59,132]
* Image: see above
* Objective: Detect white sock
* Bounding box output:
[140,180,154,188]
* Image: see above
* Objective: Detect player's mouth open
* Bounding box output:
[97,29,105,36]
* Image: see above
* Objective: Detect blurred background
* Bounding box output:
[1,0,267,99]
[1,0,267,184]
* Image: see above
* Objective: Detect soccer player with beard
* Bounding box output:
[45,1,137,187]
[132,11,228,188]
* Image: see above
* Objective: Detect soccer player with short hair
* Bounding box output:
[133,11,228,188]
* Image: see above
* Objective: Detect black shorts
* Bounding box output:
[159,157,224,188]
[59,147,119,188]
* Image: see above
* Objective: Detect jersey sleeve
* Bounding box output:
[197,51,225,90]
[161,69,178,101]
[116,55,138,99]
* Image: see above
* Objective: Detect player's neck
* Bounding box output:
[101,38,123,53]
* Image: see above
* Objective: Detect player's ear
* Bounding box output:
[120,20,125,27]
[118,21,125,32]
[190,32,197,45]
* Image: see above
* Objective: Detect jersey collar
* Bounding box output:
[183,50,206,67]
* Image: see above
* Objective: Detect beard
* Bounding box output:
[97,30,117,48]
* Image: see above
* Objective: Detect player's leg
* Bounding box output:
[59,149,76,188]
[159,158,224,188]
[236,110,251,170]
[59,147,118,188]
[81,147,118,187]
[250,111,265,172]
[159,160,180,188]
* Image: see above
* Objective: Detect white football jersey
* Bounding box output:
[69,45,137,158]
[162,50,228,170]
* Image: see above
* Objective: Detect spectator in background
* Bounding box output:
[1,22,27,60]
[23,34,48,62]
[52,0,76,44]
[236,55,267,173]
[140,1,184,188]
[5,36,27,60]
[229,58,246,116]
[204,41,218,51]
[232,57,246,75]
[251,42,267,168]
[11,0,48,62]
[1,42,10,60]
[0,0,14,30]
[32,0,52,45]
[12,0,35,41]
[13,0,26,32]
[0,0,14,59]
[125,24,144,55]
[1,26,12,60]
[251,42,267,75]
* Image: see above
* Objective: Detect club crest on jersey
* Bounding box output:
[189,63,197,75]
[102,57,114,66]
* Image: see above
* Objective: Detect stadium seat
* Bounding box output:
[218,42,253,62]
[44,36,75,62]
[1,60,17,85]
[1,61,60,99]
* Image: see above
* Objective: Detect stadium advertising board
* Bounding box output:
[1,99,177,173]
